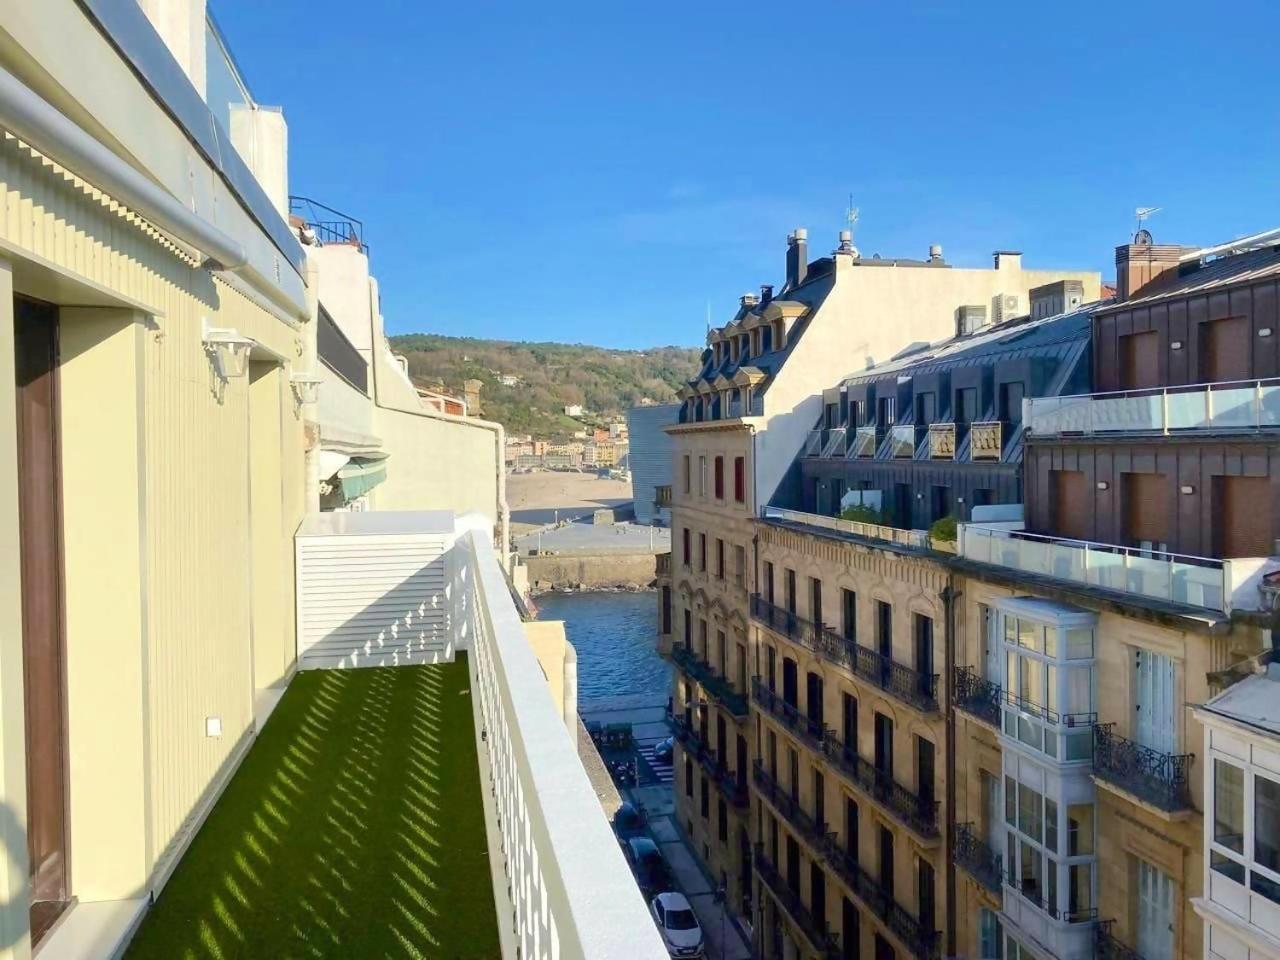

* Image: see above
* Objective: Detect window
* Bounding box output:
[685,757,693,797]
[682,528,691,567]
[714,455,724,499]
[661,586,671,634]
[683,610,692,648]
[699,533,707,573]
[682,454,691,494]
[978,909,1003,959]
[733,544,745,587]
[1006,775,1097,921]
[810,577,824,627]
[701,775,710,818]
[914,613,934,678]
[876,601,893,659]
[715,539,725,579]
[699,619,708,657]
[846,798,859,859]
[698,456,708,497]
[879,826,895,893]
[918,859,935,932]
[734,456,745,503]
[764,561,775,604]
[842,589,857,641]
[842,693,858,752]
[718,798,728,842]
[785,569,797,615]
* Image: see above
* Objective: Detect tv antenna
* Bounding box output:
[1134,206,1161,244]
[846,196,860,240]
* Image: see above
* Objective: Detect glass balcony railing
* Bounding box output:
[888,423,916,458]
[850,425,878,458]
[804,430,823,456]
[1092,724,1194,812]
[762,507,929,550]
[954,823,1003,894]
[969,420,1003,460]
[1026,378,1280,437]
[821,427,847,458]
[958,523,1234,613]
[927,423,955,459]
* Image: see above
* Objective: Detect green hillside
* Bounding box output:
[389,334,702,439]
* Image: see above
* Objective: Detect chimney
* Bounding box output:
[786,228,808,288]
[928,244,943,263]
[463,378,483,416]
[993,250,1023,271]
[1115,241,1183,300]
[740,292,759,308]
[759,284,774,303]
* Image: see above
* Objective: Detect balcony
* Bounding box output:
[927,423,955,459]
[954,666,1002,727]
[672,716,749,808]
[804,429,823,456]
[131,522,666,959]
[820,734,939,839]
[956,522,1274,615]
[750,592,939,713]
[671,644,749,718]
[1026,378,1280,438]
[754,761,831,849]
[888,423,916,458]
[822,426,847,457]
[816,836,941,960]
[762,506,929,550]
[752,678,826,752]
[969,420,1003,460]
[954,823,1003,894]
[656,551,671,577]
[1092,724,1194,812]
[754,847,842,960]
[850,425,877,457]
[1095,920,1146,960]
[655,484,672,507]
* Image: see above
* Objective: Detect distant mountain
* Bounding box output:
[389,333,702,439]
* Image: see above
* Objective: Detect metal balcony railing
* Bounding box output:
[754,762,831,849]
[850,425,878,458]
[820,734,939,839]
[290,196,366,251]
[753,846,842,959]
[751,678,826,752]
[927,423,955,459]
[671,645,749,718]
[749,594,939,713]
[1095,920,1146,960]
[1001,690,1096,729]
[1092,724,1194,812]
[969,420,1003,460]
[888,423,916,458]
[954,823,1003,894]
[1005,869,1098,924]
[1026,378,1280,438]
[954,666,1002,727]
[671,716,749,808]
[958,523,1232,613]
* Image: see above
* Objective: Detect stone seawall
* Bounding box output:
[525,552,657,593]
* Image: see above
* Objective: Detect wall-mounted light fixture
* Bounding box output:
[290,371,323,404]
[1096,481,1109,491]
[202,320,254,381]
[1261,328,1274,338]
[1171,340,1184,350]
[1181,484,1196,495]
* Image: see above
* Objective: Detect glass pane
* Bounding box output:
[1257,774,1280,872]
[1067,804,1094,856]
[1047,858,1058,914]
[1215,760,1245,853]
[1044,730,1058,759]
[1211,849,1245,884]
[1018,619,1041,652]
[1019,784,1043,843]
[1020,841,1043,899]
[1044,627,1058,658]
[1252,871,1280,905]
[1005,777,1017,826]
[1064,730,1091,760]
[1069,863,1093,918]
[1066,628,1093,659]
[1007,650,1017,695]
[1018,714,1042,750]
[1045,798,1059,854]
[1046,665,1058,713]
[1005,615,1016,644]
[1066,667,1093,715]
[1022,657,1045,709]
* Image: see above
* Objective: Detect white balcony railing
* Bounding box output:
[764,506,928,549]
[456,527,669,959]
[957,523,1278,614]
[1026,379,1280,437]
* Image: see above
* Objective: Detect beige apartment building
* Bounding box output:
[659,226,1101,944]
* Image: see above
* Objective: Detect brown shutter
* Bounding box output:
[1123,472,1169,548]
[1201,316,1250,383]
[1217,475,1272,558]
[1051,469,1090,541]
[1120,331,1161,389]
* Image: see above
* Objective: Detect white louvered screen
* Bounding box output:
[295,512,457,670]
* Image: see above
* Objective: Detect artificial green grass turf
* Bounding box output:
[125,657,500,959]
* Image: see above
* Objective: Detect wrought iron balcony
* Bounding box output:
[820,734,939,839]
[749,595,938,714]
[969,420,1002,460]
[954,666,1001,727]
[751,678,826,752]
[753,846,842,959]
[671,644,749,718]
[1092,724,1194,812]
[851,425,877,458]
[927,423,955,459]
[954,823,1003,894]
[817,836,941,960]
[672,716,748,808]
[1095,920,1146,960]
[754,761,830,849]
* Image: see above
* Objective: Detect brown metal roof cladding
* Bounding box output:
[1098,245,1280,313]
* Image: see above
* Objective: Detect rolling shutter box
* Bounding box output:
[295,510,458,670]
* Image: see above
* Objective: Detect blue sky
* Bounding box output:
[217,0,1280,349]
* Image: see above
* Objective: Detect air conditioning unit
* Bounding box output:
[993,293,1021,324]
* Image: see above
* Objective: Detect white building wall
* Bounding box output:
[627,403,678,524]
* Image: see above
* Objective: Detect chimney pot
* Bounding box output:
[786,228,809,288]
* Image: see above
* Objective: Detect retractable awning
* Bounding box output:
[337,456,388,499]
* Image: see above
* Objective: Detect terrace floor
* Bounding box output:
[125,657,499,959]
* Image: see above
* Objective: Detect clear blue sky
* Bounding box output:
[216,0,1280,349]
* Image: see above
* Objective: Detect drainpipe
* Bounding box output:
[942,575,959,960]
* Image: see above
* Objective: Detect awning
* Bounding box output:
[338,457,388,499]
[318,449,351,480]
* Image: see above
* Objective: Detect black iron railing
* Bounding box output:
[317,304,368,394]
[751,678,826,751]
[671,645,749,718]
[954,823,1003,894]
[750,596,938,713]
[290,195,366,250]
[1093,724,1194,812]
[817,835,941,960]
[753,846,842,959]
[753,762,831,848]
[671,716,748,808]
[1005,871,1098,924]
[1096,921,1146,960]
[954,666,1001,727]
[821,733,938,838]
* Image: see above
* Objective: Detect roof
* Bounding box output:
[1100,245,1280,312]
[1201,666,1280,737]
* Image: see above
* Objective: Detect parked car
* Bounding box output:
[650,891,704,958]
[612,800,645,839]
[624,836,672,898]
[653,736,674,763]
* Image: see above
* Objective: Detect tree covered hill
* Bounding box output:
[388,333,703,439]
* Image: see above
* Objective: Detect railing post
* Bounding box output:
[1257,380,1264,428]
[1206,382,1214,426]
[1161,388,1169,435]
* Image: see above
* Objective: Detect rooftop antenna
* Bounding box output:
[1134,206,1161,244]
[841,196,860,257]
[705,300,711,334]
